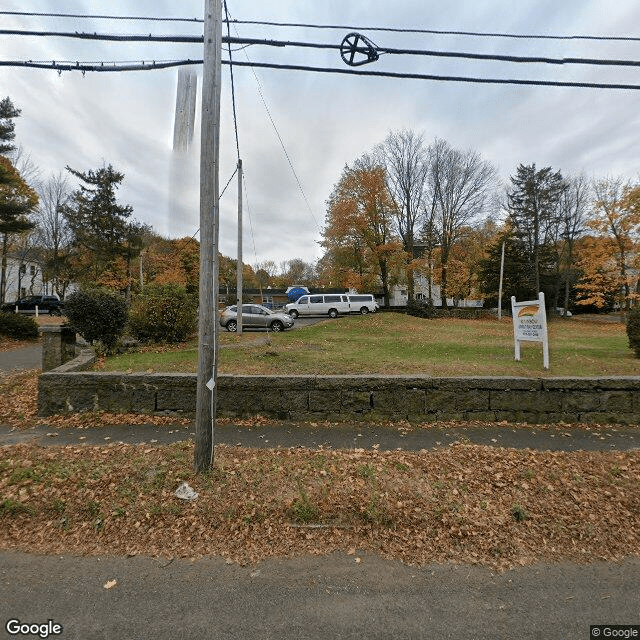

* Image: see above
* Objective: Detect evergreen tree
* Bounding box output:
[507,164,565,295]
[478,227,533,309]
[0,97,21,156]
[63,164,143,289]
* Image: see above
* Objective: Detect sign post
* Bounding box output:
[511,292,549,370]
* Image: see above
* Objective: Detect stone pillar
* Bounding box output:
[41,325,77,372]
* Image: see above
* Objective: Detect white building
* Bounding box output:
[2,253,44,301]
[388,275,483,308]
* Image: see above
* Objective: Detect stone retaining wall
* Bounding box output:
[37,366,640,424]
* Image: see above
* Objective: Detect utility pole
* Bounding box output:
[194,0,222,472]
[236,159,243,334]
[498,241,505,320]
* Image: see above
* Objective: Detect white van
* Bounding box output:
[346,294,378,314]
[285,293,377,318]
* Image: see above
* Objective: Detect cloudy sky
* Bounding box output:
[1,1,639,268]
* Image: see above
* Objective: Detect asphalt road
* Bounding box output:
[2,551,638,640]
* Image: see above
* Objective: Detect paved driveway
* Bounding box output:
[0,343,41,373]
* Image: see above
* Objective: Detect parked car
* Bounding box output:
[219,304,295,332]
[285,293,378,318]
[1,295,64,316]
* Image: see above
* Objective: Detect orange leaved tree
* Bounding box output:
[321,156,404,305]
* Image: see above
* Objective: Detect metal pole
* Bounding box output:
[194,0,222,472]
[497,241,505,320]
[236,159,243,334]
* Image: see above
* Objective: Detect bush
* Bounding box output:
[64,288,128,352]
[407,299,492,319]
[626,305,640,358]
[128,284,197,343]
[0,312,39,340]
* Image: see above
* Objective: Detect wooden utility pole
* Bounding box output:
[194,0,222,472]
[498,241,505,320]
[236,159,243,333]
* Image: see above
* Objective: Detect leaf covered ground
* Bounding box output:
[0,441,638,570]
[0,370,639,569]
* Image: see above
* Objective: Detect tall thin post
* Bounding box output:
[194,0,222,472]
[236,159,243,334]
[497,241,505,320]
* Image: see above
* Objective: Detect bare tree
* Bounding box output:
[376,129,429,300]
[558,175,590,314]
[11,145,41,188]
[34,172,73,297]
[428,138,497,308]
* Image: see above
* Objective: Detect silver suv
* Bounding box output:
[219,304,294,332]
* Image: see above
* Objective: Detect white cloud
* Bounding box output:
[0,0,638,267]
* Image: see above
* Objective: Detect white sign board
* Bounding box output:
[511,292,549,369]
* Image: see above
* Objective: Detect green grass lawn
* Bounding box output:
[98,313,639,377]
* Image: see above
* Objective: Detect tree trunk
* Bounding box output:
[379,259,390,307]
[440,262,448,309]
[0,233,8,303]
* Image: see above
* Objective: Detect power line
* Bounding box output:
[227,59,640,91]
[0,59,198,72]
[228,19,640,43]
[3,58,640,91]
[226,35,640,69]
[4,30,640,69]
[0,11,203,23]
[236,65,321,232]
[0,29,202,43]
[1,11,637,43]
[227,14,321,234]
[223,2,241,161]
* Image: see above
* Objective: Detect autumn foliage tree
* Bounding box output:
[578,178,640,311]
[574,235,621,310]
[322,157,404,305]
[143,235,200,294]
[0,157,37,302]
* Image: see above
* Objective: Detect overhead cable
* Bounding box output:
[224,1,241,161]
[3,58,640,91]
[0,59,197,72]
[3,30,640,69]
[0,11,202,23]
[228,20,640,42]
[0,29,202,43]
[0,12,636,43]
[225,35,640,68]
[227,59,640,90]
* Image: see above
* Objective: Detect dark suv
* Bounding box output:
[1,295,64,316]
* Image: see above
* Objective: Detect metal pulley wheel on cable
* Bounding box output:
[340,32,380,66]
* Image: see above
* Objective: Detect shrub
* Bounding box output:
[64,288,128,352]
[626,305,640,358]
[0,312,39,340]
[128,284,197,343]
[406,299,492,319]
